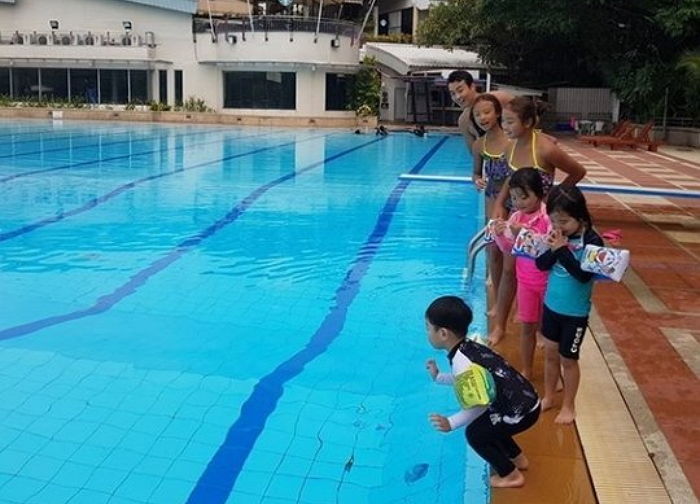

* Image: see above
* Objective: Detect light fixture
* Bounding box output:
[123,21,132,31]
[49,20,59,30]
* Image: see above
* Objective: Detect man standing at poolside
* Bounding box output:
[447,70,513,154]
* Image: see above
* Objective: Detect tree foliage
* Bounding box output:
[416,0,700,119]
[350,56,382,116]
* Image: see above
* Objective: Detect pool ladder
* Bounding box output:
[462,225,489,285]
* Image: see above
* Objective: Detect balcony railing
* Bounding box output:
[0,30,156,47]
[194,16,358,41]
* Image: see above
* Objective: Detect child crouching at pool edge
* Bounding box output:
[424,296,540,488]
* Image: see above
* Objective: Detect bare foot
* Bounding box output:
[490,468,525,488]
[511,453,529,471]
[488,328,505,346]
[555,407,576,425]
[541,396,554,412]
[536,333,545,350]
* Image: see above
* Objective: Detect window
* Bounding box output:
[0,68,9,96]
[174,70,183,106]
[325,73,354,111]
[70,69,98,104]
[224,71,296,110]
[130,70,148,103]
[159,69,167,103]
[100,69,128,104]
[400,8,413,35]
[12,68,38,98]
[41,68,69,100]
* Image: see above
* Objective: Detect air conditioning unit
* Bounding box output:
[130,34,141,46]
[144,31,155,47]
[330,38,340,48]
[36,33,49,45]
[226,33,237,44]
[58,34,72,46]
[73,33,83,45]
[84,32,96,45]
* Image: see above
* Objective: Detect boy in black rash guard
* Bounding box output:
[425,296,540,488]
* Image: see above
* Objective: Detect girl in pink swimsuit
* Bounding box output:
[493,168,550,379]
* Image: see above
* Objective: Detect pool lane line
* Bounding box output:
[0,136,385,342]
[184,136,449,504]
[0,131,332,243]
[0,129,281,184]
[0,124,137,140]
[0,129,170,160]
[0,127,136,148]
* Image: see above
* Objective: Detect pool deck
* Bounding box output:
[491,138,700,504]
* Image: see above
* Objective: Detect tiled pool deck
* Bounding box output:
[492,138,700,504]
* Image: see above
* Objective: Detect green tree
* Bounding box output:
[416,0,700,119]
[349,56,381,116]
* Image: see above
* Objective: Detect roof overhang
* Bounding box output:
[0,58,173,69]
[364,43,491,76]
[121,0,197,14]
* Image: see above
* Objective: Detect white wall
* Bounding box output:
[0,0,359,116]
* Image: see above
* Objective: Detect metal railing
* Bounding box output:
[0,30,155,47]
[194,16,358,41]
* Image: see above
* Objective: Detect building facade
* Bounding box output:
[0,0,361,118]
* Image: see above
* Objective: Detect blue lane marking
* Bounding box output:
[0,132,330,243]
[0,125,123,140]
[184,136,449,504]
[0,129,275,183]
[0,137,383,342]
[0,127,133,148]
[0,129,163,160]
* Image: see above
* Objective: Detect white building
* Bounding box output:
[0,0,361,119]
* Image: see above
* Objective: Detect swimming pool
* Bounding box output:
[0,119,487,504]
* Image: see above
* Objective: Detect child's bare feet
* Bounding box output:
[541,396,554,412]
[555,406,576,424]
[536,332,545,350]
[488,327,505,346]
[511,453,529,470]
[490,468,525,488]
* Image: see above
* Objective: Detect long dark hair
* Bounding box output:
[509,167,544,199]
[546,185,593,228]
[505,96,548,129]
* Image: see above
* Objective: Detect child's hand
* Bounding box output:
[473,176,486,191]
[425,359,439,380]
[547,229,567,250]
[429,413,451,432]
[492,219,507,236]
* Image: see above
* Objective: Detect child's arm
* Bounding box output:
[426,359,454,385]
[535,248,557,271]
[491,178,510,220]
[493,213,518,253]
[552,230,605,282]
[430,407,488,432]
[471,138,487,191]
[539,136,586,186]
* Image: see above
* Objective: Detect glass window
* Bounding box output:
[12,68,38,99]
[325,73,354,111]
[100,69,128,104]
[174,70,183,106]
[224,71,296,110]
[159,69,167,103]
[41,68,69,100]
[70,69,98,104]
[130,70,148,103]
[0,68,9,96]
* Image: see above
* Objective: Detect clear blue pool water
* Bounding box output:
[0,119,487,504]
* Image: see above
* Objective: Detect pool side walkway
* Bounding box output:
[490,138,700,504]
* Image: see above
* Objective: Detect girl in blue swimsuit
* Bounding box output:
[471,94,513,308]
